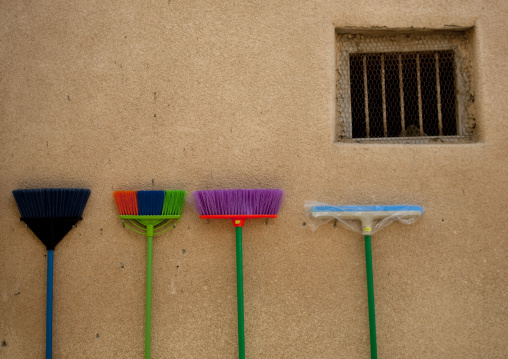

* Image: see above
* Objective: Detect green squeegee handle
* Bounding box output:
[365,235,378,359]
[236,226,246,359]
[145,234,153,359]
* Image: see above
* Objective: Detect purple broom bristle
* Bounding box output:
[193,189,283,216]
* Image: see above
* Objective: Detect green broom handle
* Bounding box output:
[364,235,378,359]
[146,232,153,359]
[235,226,246,359]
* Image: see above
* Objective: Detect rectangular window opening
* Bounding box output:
[336,30,474,144]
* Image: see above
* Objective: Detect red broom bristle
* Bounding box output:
[113,191,138,215]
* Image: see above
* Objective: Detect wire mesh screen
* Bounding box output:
[350,51,456,138]
[336,31,474,143]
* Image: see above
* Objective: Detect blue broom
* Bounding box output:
[12,188,91,359]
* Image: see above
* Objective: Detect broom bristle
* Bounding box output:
[114,190,186,216]
[193,189,283,216]
[137,191,165,215]
[113,191,138,215]
[162,190,186,216]
[13,188,91,218]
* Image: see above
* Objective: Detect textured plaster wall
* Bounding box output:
[1,0,507,358]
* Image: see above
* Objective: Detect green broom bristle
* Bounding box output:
[162,190,186,216]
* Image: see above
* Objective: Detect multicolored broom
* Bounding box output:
[193,189,284,359]
[12,188,91,359]
[113,190,185,359]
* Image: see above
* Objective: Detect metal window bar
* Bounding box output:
[398,54,405,137]
[381,55,388,137]
[435,52,444,136]
[416,54,424,136]
[363,55,370,138]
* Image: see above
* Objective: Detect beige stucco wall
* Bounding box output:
[1,0,507,358]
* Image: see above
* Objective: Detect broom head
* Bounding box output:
[12,188,91,250]
[193,189,283,227]
[113,190,186,235]
[114,190,186,216]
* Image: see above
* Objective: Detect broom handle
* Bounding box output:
[46,249,54,359]
[235,226,246,359]
[146,234,153,359]
[364,235,378,359]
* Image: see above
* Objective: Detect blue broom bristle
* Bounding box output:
[193,189,284,216]
[137,191,165,215]
[12,188,91,218]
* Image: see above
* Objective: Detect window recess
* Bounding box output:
[336,30,475,144]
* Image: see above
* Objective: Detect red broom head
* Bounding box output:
[113,191,138,215]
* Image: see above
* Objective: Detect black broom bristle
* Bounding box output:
[13,188,91,218]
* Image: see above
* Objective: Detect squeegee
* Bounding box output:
[310,205,423,359]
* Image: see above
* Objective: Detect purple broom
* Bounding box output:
[193,189,283,359]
